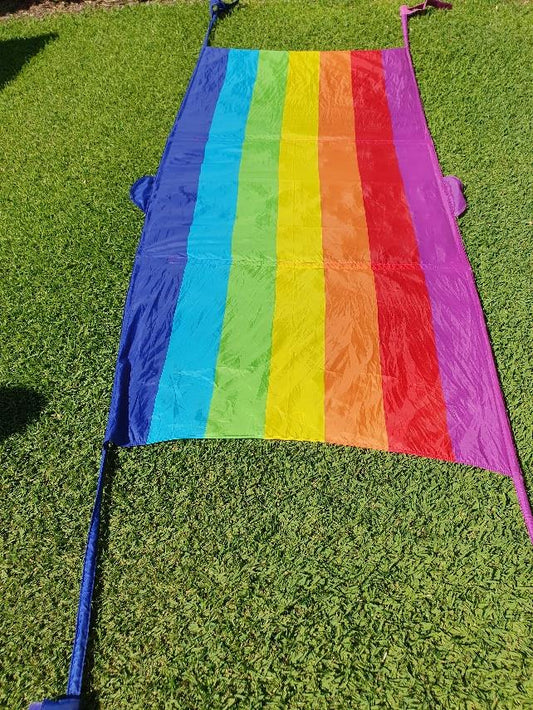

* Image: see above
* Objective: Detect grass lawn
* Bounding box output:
[1,0,532,707]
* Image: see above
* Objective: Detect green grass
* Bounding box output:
[1,0,532,707]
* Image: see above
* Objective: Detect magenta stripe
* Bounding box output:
[381,47,519,476]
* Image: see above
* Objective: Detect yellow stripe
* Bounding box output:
[265,51,325,441]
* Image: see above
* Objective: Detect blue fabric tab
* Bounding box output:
[130,175,155,213]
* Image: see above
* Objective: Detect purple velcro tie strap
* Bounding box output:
[29,696,81,710]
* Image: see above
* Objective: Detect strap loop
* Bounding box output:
[401,0,452,49]
[210,0,239,18]
[204,0,239,47]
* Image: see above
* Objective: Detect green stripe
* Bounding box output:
[206,50,289,437]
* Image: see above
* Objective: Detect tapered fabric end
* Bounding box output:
[29,695,81,709]
[512,472,533,545]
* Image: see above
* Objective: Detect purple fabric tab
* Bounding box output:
[443,174,467,216]
[381,47,520,476]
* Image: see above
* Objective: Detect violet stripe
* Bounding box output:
[381,47,519,476]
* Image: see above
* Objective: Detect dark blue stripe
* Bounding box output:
[105,48,229,446]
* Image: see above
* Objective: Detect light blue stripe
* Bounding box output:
[148,50,259,442]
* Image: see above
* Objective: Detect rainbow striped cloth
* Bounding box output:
[108,45,520,479]
[28,9,533,709]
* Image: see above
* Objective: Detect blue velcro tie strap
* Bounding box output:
[29,696,81,710]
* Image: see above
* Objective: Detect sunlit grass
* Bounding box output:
[1,1,532,707]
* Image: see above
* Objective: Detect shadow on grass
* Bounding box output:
[0,34,57,91]
[0,386,46,441]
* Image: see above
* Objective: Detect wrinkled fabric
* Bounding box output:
[107,45,520,478]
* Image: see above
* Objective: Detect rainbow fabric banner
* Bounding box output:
[29,8,533,707]
[107,45,520,478]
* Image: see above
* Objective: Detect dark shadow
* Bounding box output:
[0,0,139,19]
[0,0,59,18]
[0,34,57,91]
[0,386,46,441]
[81,444,119,710]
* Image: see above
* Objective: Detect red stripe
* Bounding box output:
[351,50,454,461]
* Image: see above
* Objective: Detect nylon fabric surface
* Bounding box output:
[28,10,532,710]
[106,45,521,479]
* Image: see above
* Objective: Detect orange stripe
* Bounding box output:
[318,51,388,450]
